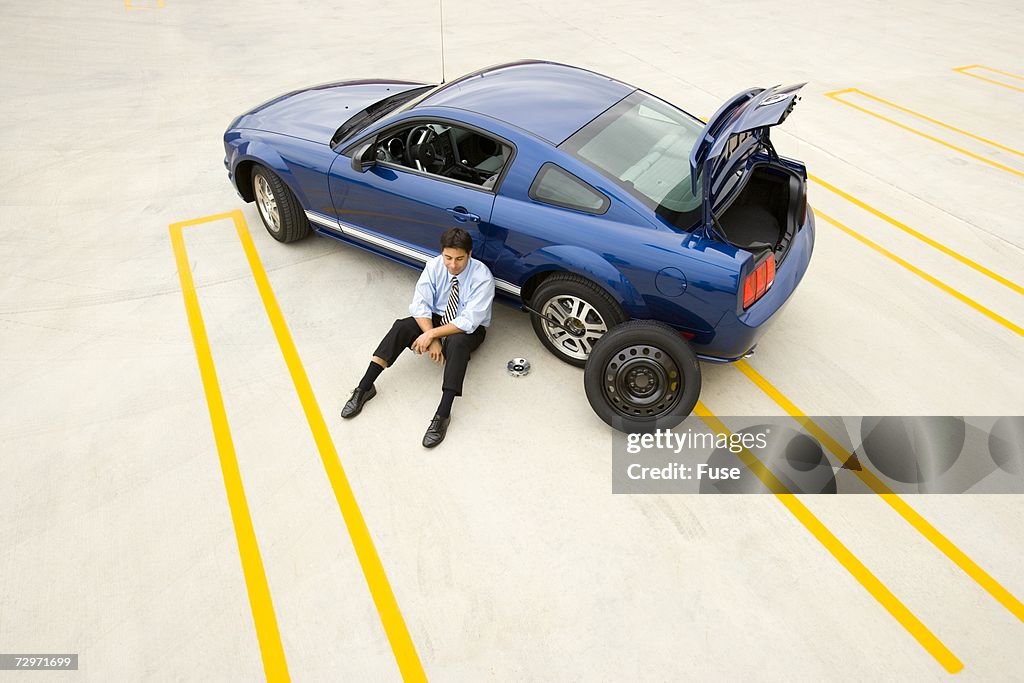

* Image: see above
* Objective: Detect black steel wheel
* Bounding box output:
[583,320,701,433]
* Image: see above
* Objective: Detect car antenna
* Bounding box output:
[439,0,447,83]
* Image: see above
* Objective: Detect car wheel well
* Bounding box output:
[520,271,551,306]
[235,160,256,202]
[522,270,624,310]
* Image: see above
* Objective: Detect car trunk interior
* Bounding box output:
[716,164,800,261]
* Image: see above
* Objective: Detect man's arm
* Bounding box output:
[408,262,445,360]
[419,322,463,340]
[409,265,435,321]
[412,320,459,359]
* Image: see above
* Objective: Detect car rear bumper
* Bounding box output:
[694,210,815,362]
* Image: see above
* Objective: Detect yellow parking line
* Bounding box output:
[972,65,1024,81]
[169,216,290,682]
[694,403,963,673]
[953,65,1024,94]
[825,89,1024,177]
[229,211,427,682]
[124,0,165,9]
[838,88,1024,158]
[734,360,1024,625]
[808,174,1024,296]
[814,208,1024,337]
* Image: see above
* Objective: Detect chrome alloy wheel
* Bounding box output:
[540,295,609,361]
[602,343,682,419]
[254,174,281,234]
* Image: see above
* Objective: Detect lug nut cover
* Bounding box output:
[507,358,531,377]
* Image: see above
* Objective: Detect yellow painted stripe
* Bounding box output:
[173,210,239,228]
[814,209,1024,337]
[124,0,165,9]
[229,211,427,682]
[953,68,1024,94]
[954,64,1024,89]
[808,174,1024,296]
[734,360,1024,624]
[169,219,290,682]
[972,65,1024,81]
[856,87,1024,156]
[693,403,963,673]
[825,90,1024,177]
[840,88,1024,158]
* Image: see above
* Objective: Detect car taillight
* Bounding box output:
[742,253,776,309]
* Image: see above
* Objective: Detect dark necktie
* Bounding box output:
[441,276,459,326]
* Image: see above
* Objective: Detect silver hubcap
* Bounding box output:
[541,295,608,361]
[255,175,280,233]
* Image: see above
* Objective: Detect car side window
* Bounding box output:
[529,163,610,214]
[373,121,510,190]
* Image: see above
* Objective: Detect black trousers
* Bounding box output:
[372,314,487,396]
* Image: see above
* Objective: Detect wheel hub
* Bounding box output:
[565,317,586,337]
[627,367,657,395]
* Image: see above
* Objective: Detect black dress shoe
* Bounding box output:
[340,385,376,419]
[422,414,451,448]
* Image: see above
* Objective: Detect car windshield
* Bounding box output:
[561,90,705,230]
[332,85,434,146]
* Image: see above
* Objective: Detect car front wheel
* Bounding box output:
[529,274,626,367]
[583,320,701,433]
[252,165,310,243]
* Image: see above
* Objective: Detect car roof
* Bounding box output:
[418,60,635,145]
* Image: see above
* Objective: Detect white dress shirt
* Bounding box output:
[409,255,495,333]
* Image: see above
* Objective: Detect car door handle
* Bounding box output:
[446,207,480,223]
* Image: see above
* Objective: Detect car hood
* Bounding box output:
[232,80,426,144]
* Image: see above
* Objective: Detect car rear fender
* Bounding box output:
[520,244,651,318]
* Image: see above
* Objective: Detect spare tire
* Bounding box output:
[584,320,701,433]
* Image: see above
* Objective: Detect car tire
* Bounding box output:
[252,165,310,243]
[529,273,627,367]
[583,320,701,433]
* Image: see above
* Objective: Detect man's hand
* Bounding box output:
[412,330,434,355]
[428,339,443,364]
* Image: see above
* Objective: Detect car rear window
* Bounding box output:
[561,90,705,230]
[529,163,609,214]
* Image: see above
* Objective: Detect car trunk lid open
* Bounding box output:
[689,84,807,307]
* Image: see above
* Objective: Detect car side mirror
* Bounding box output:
[351,141,375,173]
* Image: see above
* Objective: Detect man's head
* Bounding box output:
[440,228,473,277]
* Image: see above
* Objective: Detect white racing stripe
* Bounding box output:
[305,210,522,296]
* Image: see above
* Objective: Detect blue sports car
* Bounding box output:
[223,60,814,431]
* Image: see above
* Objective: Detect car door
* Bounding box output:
[326,119,507,264]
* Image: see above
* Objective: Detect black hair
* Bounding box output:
[440,227,473,253]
